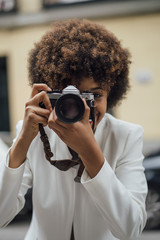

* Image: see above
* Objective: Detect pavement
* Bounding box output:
[0,220,160,240]
[0,221,29,240]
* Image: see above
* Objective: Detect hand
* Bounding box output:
[48,99,105,178]
[9,84,52,168]
[48,99,95,155]
[20,84,52,143]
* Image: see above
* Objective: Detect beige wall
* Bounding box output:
[0,26,50,135]
[97,14,160,140]
[0,13,160,140]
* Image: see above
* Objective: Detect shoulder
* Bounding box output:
[103,113,143,134]
[96,114,144,165]
[96,113,144,145]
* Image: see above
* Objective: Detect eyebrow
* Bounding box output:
[90,87,102,91]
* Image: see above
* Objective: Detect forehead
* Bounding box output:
[77,77,102,92]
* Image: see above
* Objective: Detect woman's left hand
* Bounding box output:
[48,99,94,155]
[48,99,104,178]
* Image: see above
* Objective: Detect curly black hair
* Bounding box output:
[28,19,131,109]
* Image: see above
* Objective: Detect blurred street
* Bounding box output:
[140,231,160,240]
[0,0,160,240]
[0,221,29,240]
[0,220,159,240]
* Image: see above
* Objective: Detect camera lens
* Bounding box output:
[55,94,85,124]
[61,98,79,119]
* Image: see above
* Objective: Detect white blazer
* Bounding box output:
[0,114,147,240]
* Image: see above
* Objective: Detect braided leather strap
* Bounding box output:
[39,124,84,182]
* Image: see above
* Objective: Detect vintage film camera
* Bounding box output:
[47,85,96,124]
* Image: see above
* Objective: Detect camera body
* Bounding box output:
[47,85,95,124]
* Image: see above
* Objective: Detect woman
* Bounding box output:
[0,19,147,240]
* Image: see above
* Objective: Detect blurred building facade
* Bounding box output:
[0,0,160,141]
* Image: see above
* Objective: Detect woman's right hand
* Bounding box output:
[20,84,52,143]
[9,84,52,168]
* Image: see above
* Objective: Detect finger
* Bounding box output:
[81,99,90,121]
[25,105,50,122]
[32,91,52,112]
[28,112,49,127]
[30,84,52,98]
[49,126,64,140]
[33,106,51,119]
[48,110,67,130]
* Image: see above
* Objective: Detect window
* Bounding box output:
[0,57,10,131]
[0,0,17,14]
[43,0,97,8]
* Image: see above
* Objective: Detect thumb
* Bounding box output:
[82,99,90,121]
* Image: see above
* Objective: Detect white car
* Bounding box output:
[143,151,160,230]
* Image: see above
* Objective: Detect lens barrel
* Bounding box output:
[55,94,85,124]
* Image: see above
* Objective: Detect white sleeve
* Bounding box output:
[0,138,9,161]
[0,121,33,228]
[81,126,147,240]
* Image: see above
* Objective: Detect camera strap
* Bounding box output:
[39,124,84,182]
[39,102,96,182]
